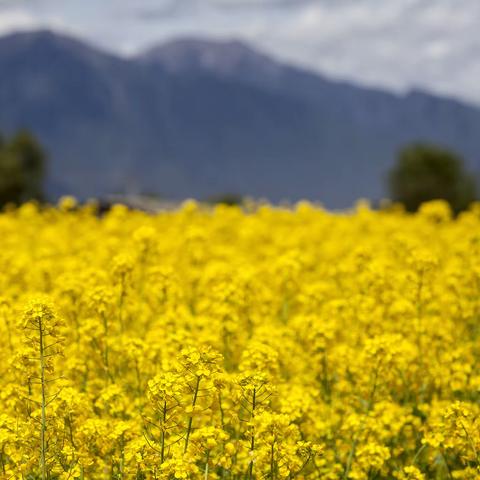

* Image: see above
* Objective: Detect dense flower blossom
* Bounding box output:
[0,199,478,478]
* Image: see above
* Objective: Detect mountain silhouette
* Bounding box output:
[1,30,479,207]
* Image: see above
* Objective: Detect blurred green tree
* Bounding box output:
[388,143,476,213]
[0,130,46,206]
[205,193,244,206]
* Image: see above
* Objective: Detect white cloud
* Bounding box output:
[0,8,37,33]
[1,0,480,104]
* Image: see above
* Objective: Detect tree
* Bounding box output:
[205,193,244,206]
[0,130,46,206]
[388,143,476,213]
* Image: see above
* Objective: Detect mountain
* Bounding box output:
[1,30,480,207]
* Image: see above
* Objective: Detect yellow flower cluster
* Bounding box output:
[1,198,480,479]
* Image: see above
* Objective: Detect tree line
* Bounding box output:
[0,129,477,212]
[0,130,45,206]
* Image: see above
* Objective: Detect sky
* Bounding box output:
[0,0,479,104]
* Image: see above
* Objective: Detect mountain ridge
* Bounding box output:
[0,29,479,207]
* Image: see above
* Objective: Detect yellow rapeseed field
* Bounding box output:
[1,199,480,479]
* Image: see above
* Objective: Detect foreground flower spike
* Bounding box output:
[0,198,479,478]
[21,299,64,480]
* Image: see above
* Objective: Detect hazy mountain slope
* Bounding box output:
[1,30,480,206]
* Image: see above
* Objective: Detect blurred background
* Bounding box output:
[0,0,479,211]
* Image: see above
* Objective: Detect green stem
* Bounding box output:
[204,451,210,480]
[248,388,256,480]
[161,401,166,464]
[1,445,5,474]
[459,420,479,466]
[344,436,358,480]
[441,450,453,480]
[184,376,201,453]
[321,350,331,403]
[270,441,275,480]
[39,320,47,480]
[412,443,427,465]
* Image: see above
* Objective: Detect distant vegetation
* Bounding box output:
[205,193,244,206]
[388,143,476,213]
[0,130,46,207]
[0,127,476,216]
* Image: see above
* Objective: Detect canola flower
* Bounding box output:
[0,198,479,478]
